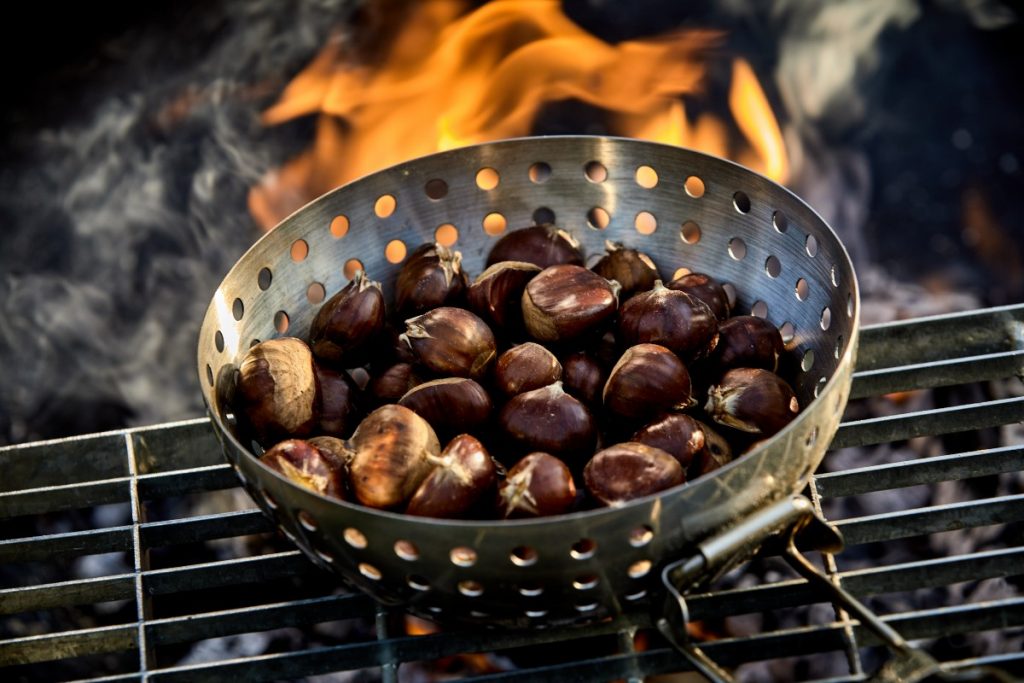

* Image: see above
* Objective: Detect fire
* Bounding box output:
[250,0,789,230]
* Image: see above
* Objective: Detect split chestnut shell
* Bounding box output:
[497,452,576,519]
[237,337,318,444]
[406,434,498,518]
[260,439,345,500]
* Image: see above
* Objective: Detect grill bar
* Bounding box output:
[2,308,1022,681]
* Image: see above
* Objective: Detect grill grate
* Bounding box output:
[2,304,1023,682]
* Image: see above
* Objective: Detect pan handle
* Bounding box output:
[657,495,1015,683]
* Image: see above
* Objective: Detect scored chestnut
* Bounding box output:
[583,442,683,507]
[498,382,596,462]
[467,261,541,331]
[706,368,800,437]
[237,337,318,444]
[521,264,620,344]
[591,240,658,299]
[497,452,576,518]
[485,224,584,269]
[631,413,731,475]
[619,281,719,361]
[710,316,785,373]
[347,404,441,509]
[308,271,386,367]
[394,242,468,317]
[397,377,492,436]
[666,272,731,321]
[603,344,693,423]
[260,438,345,499]
[406,434,498,518]
[401,307,497,380]
[493,343,562,398]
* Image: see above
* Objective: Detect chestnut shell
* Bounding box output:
[583,442,683,506]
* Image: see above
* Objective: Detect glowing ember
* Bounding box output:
[250,0,789,230]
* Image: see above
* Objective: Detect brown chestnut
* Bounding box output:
[307,435,351,471]
[368,362,423,406]
[237,337,317,444]
[406,434,498,518]
[309,271,386,367]
[497,452,576,518]
[347,404,440,509]
[705,368,800,436]
[583,442,683,506]
[493,343,562,398]
[260,439,345,499]
[394,243,468,317]
[666,272,731,321]
[603,344,693,423]
[467,261,541,331]
[522,265,620,343]
[561,351,606,406]
[631,413,731,474]
[619,282,718,361]
[313,362,362,438]
[401,307,497,380]
[710,316,784,373]
[498,382,596,462]
[398,377,492,436]
[485,224,584,269]
[591,240,658,299]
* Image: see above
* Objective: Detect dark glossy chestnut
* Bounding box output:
[313,362,362,438]
[583,442,683,506]
[710,316,784,373]
[706,368,800,436]
[591,240,658,299]
[619,282,718,361]
[237,337,317,444]
[368,362,423,406]
[260,438,345,499]
[666,272,731,320]
[406,434,498,518]
[631,413,731,474]
[522,265,619,343]
[561,352,605,406]
[398,377,492,436]
[466,261,541,331]
[401,307,497,380]
[497,452,576,518]
[603,344,693,423]
[493,343,562,398]
[394,243,468,317]
[309,271,386,367]
[347,404,440,509]
[498,382,596,462]
[485,224,584,269]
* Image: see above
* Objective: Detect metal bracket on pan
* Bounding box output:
[658,495,1015,683]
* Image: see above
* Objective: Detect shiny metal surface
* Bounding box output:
[195,136,860,627]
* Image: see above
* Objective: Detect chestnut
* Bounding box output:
[493,343,562,398]
[498,382,596,462]
[368,362,423,406]
[398,377,492,436]
[497,452,576,518]
[347,404,440,509]
[307,435,351,471]
[394,242,468,317]
[521,265,620,343]
[309,271,386,367]
[260,438,345,499]
[561,352,606,406]
[313,362,362,438]
[603,344,693,423]
[583,442,683,506]
[591,240,658,299]
[631,413,731,474]
[401,307,497,380]
[485,224,584,269]
[619,282,718,361]
[710,316,784,373]
[406,434,498,518]
[467,261,541,331]
[237,337,317,444]
[705,368,800,436]
[666,272,731,321]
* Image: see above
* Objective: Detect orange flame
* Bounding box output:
[250,0,789,230]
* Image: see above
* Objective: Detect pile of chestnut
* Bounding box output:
[235,224,800,519]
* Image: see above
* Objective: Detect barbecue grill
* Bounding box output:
[2,303,1023,681]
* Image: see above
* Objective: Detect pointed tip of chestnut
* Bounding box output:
[406,434,498,518]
